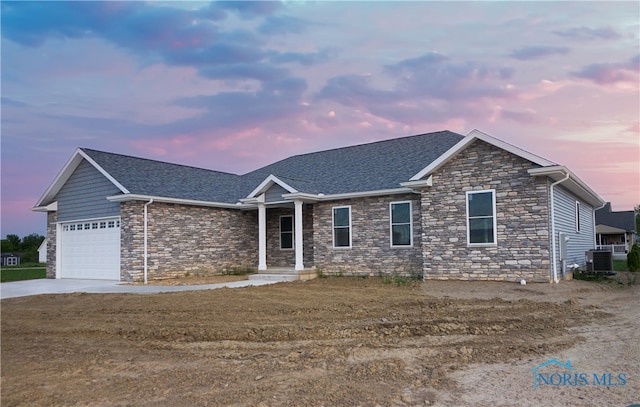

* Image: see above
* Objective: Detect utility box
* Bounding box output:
[586,249,613,272]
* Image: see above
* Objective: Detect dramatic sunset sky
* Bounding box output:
[2,1,639,238]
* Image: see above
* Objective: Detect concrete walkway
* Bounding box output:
[0,278,282,300]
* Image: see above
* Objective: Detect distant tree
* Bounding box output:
[628,243,640,272]
[635,204,640,234]
[2,234,21,252]
[20,234,45,252]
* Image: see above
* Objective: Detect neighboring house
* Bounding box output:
[32,129,604,283]
[595,202,637,253]
[1,253,20,267]
[38,239,47,263]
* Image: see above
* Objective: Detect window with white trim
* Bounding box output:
[466,190,497,245]
[280,215,293,250]
[390,201,412,247]
[332,206,351,248]
[575,201,581,232]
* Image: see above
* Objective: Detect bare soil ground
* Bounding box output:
[125,275,249,286]
[2,276,638,406]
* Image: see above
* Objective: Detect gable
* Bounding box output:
[429,138,538,184]
[264,183,292,203]
[34,148,128,209]
[54,159,121,222]
[410,129,555,181]
[595,204,635,231]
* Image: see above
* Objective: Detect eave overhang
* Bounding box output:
[31,201,58,212]
[107,194,250,210]
[528,166,605,207]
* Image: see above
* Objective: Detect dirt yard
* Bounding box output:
[2,276,638,406]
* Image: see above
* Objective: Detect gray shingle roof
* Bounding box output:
[241,130,464,195]
[81,149,243,203]
[81,130,464,203]
[595,203,636,232]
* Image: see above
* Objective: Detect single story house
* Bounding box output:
[33,129,605,283]
[595,202,637,253]
[38,239,47,263]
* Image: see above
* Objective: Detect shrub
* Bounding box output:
[627,243,640,272]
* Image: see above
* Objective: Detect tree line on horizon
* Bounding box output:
[1,234,46,263]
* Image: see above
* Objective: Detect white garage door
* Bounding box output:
[60,218,121,280]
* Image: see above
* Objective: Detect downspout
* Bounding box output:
[592,202,607,249]
[550,172,570,283]
[143,199,154,284]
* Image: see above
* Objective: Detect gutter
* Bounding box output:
[549,171,570,283]
[143,199,153,284]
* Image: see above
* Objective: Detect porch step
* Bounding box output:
[248,268,317,282]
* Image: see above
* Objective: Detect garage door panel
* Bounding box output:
[60,218,120,280]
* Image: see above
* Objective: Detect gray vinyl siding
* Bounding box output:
[265,184,290,203]
[54,159,121,222]
[552,185,595,270]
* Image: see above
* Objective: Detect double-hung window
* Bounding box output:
[280,215,293,250]
[390,201,412,247]
[466,190,497,245]
[333,206,351,248]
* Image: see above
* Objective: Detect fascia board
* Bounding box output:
[34,148,84,207]
[247,174,298,198]
[400,176,433,189]
[280,193,320,203]
[409,136,475,181]
[107,194,249,209]
[298,187,415,202]
[78,150,130,194]
[467,129,556,167]
[31,201,58,212]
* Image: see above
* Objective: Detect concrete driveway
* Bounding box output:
[0,278,281,299]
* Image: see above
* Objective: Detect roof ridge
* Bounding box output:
[287,130,459,159]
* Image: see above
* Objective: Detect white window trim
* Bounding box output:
[332,205,352,248]
[279,214,294,250]
[575,201,581,233]
[466,189,497,247]
[390,201,413,248]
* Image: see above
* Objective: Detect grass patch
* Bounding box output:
[613,259,628,272]
[1,267,46,282]
[573,271,609,282]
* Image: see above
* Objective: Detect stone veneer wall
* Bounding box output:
[313,194,423,276]
[265,205,314,268]
[120,201,258,282]
[46,211,57,278]
[420,140,551,282]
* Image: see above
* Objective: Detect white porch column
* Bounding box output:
[294,200,304,271]
[258,203,267,271]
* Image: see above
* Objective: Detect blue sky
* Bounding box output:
[2,1,639,237]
